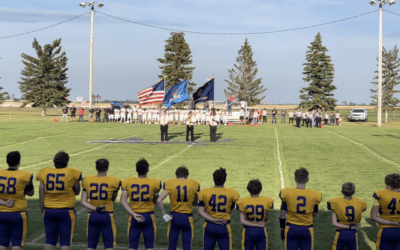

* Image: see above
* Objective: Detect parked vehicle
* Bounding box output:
[349,108,368,122]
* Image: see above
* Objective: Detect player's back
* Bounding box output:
[82,175,121,212]
[164,178,200,214]
[327,196,367,228]
[198,187,240,221]
[236,196,274,224]
[36,166,82,209]
[373,189,400,228]
[122,176,161,213]
[0,169,33,212]
[280,187,322,226]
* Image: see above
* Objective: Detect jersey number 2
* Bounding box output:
[296,196,306,214]
[0,176,17,194]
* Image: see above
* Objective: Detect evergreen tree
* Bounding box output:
[0,86,8,104]
[224,38,265,105]
[157,32,196,92]
[19,38,70,116]
[370,46,400,123]
[299,33,336,111]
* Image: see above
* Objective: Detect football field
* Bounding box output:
[1,108,400,249]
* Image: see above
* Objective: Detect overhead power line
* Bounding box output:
[0,12,89,40]
[96,10,378,35]
[384,9,400,17]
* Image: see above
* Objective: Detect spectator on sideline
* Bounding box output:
[302,111,308,127]
[330,111,336,126]
[336,111,340,125]
[245,109,250,125]
[70,104,77,122]
[281,109,287,124]
[95,107,101,123]
[103,107,109,123]
[312,110,317,127]
[227,100,232,116]
[62,105,68,122]
[316,109,322,128]
[240,108,245,125]
[288,110,294,124]
[272,108,277,124]
[253,109,258,125]
[78,106,84,122]
[249,109,254,125]
[295,109,302,128]
[307,110,313,128]
[324,112,329,126]
[338,115,342,126]
[262,108,267,123]
[89,106,95,123]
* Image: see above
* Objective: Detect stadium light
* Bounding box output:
[370,0,395,127]
[78,1,105,107]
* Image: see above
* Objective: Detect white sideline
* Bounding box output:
[328,129,400,168]
[275,128,285,189]
[30,207,87,244]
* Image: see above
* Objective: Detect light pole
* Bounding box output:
[79,1,104,108]
[370,0,395,127]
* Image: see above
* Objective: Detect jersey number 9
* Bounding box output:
[345,206,355,222]
[46,174,65,191]
[0,176,17,194]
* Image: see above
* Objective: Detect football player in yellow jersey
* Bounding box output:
[327,182,367,250]
[279,168,322,250]
[81,159,121,250]
[157,166,200,250]
[371,173,400,249]
[0,151,34,250]
[121,158,162,250]
[36,151,82,250]
[236,179,274,250]
[198,168,240,250]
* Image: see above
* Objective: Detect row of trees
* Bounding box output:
[4,33,399,119]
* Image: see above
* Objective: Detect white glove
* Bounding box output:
[163,214,172,222]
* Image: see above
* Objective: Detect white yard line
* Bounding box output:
[328,129,400,168]
[30,207,87,244]
[275,128,285,189]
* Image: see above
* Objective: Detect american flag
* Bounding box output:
[137,79,165,106]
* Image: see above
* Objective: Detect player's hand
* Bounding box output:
[5,199,14,207]
[391,221,400,226]
[133,213,145,223]
[95,205,105,213]
[256,221,267,228]
[163,214,172,223]
[214,218,227,225]
[280,230,285,242]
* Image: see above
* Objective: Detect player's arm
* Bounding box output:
[193,193,199,207]
[239,211,265,227]
[120,190,145,222]
[279,204,287,242]
[73,181,81,195]
[153,192,159,204]
[111,190,119,202]
[371,205,400,225]
[197,206,227,225]
[331,212,360,229]
[25,176,34,197]
[0,199,14,207]
[156,190,169,216]
[313,204,318,217]
[80,190,97,211]
[39,182,45,214]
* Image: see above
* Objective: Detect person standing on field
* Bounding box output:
[281,109,287,124]
[288,110,294,124]
[78,106,84,122]
[324,112,329,126]
[272,108,277,124]
[89,106,95,123]
[103,107,109,123]
[295,109,302,128]
[62,106,68,122]
[95,107,101,123]
[70,105,77,122]
[262,109,267,124]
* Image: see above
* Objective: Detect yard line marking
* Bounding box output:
[275,128,285,189]
[359,229,376,250]
[328,129,400,168]
[375,128,400,136]
[150,127,227,172]
[0,136,44,149]
[30,207,87,244]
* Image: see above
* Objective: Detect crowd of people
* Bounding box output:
[1,150,400,250]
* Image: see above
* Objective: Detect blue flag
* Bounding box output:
[163,80,189,108]
[193,78,214,104]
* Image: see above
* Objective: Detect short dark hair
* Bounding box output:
[136,158,149,175]
[96,159,109,172]
[213,168,227,186]
[53,151,69,169]
[342,182,355,197]
[7,151,21,167]
[385,174,400,189]
[247,179,262,195]
[294,168,309,184]
[176,166,189,178]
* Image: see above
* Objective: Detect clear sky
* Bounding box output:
[1,0,400,104]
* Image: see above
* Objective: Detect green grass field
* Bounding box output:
[1,108,400,249]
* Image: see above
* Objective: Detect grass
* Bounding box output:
[0,107,400,249]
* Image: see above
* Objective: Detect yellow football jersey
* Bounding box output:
[279,188,322,226]
[236,196,274,224]
[163,178,200,214]
[121,177,161,213]
[82,175,121,212]
[198,187,240,221]
[0,169,33,212]
[373,189,400,228]
[327,197,367,229]
[36,167,82,209]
